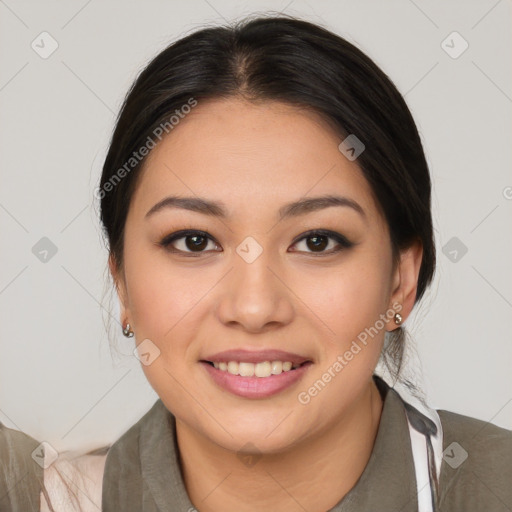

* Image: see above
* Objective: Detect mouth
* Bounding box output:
[200,359,312,377]
[198,349,314,399]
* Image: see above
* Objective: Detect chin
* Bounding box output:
[217,429,299,456]
[205,413,306,453]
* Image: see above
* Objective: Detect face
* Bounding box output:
[111,97,420,453]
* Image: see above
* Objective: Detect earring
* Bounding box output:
[394,313,403,325]
[122,321,134,338]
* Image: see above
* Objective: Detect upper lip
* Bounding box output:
[202,349,312,365]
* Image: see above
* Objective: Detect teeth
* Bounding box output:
[239,362,254,377]
[255,361,271,377]
[271,361,282,374]
[211,360,299,377]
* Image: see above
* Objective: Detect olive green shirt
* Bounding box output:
[1,375,511,511]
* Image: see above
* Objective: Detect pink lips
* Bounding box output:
[199,349,313,399]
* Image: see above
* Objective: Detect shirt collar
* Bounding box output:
[329,374,419,511]
[139,374,419,511]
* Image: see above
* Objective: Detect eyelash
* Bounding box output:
[157,228,354,257]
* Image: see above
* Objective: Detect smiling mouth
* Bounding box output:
[201,360,312,378]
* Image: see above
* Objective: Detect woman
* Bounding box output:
[1,14,510,512]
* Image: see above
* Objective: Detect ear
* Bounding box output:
[387,239,423,331]
[108,254,130,321]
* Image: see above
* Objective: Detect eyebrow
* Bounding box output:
[145,194,366,221]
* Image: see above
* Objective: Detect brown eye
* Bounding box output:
[159,230,219,255]
[305,234,329,252]
[184,234,208,251]
[159,228,353,257]
[290,230,354,255]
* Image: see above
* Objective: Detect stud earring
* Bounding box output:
[122,321,134,338]
[394,313,403,325]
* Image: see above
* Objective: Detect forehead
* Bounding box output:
[130,97,383,226]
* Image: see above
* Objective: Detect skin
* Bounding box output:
[110,97,423,512]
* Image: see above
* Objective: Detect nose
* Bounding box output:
[215,247,294,334]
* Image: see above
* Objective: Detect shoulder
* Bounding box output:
[436,408,512,511]
[0,420,41,462]
[0,421,44,511]
[102,402,155,474]
[438,408,512,462]
[101,399,165,508]
[104,399,166,465]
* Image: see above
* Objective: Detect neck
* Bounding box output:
[176,377,384,512]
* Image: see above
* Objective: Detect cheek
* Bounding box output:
[292,253,391,409]
[123,249,207,403]
[123,246,202,346]
[299,250,392,350]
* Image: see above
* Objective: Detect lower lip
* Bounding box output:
[200,361,313,399]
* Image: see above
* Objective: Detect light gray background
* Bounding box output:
[0,0,511,453]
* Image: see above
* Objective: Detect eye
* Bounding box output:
[290,229,354,255]
[158,229,220,256]
[158,229,354,257]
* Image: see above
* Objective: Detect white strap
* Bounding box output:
[407,415,433,512]
[405,399,444,512]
